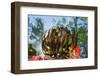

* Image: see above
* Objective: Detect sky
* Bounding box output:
[28,15,88,44]
[28,15,88,31]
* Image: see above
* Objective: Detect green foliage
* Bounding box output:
[35,18,44,33]
[30,17,44,41]
[62,17,66,24]
[56,17,67,27]
[28,44,36,56]
[78,26,87,45]
[80,17,87,22]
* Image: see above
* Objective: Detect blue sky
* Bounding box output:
[28,15,88,31]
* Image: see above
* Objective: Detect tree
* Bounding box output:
[28,17,44,57]
[29,17,44,41]
[55,17,67,27]
[66,17,88,47]
[62,17,67,25]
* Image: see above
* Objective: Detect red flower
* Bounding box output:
[74,47,80,56]
[31,56,44,60]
